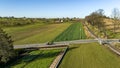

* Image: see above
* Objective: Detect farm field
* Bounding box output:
[53,22,86,42]
[4,23,71,45]
[6,49,63,68]
[59,43,120,68]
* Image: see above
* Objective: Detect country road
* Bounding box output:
[14,39,119,49]
[14,39,97,49]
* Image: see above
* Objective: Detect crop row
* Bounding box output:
[53,22,86,42]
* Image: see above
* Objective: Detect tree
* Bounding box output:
[85,9,105,29]
[96,9,105,16]
[111,8,120,19]
[85,9,107,38]
[0,28,16,64]
[111,8,120,33]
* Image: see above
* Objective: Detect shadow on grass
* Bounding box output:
[6,51,61,68]
[68,46,79,51]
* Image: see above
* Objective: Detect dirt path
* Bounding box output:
[49,51,64,68]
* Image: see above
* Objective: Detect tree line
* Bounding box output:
[85,8,120,38]
[0,17,48,27]
[0,17,81,27]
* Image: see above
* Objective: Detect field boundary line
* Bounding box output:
[83,22,98,39]
[106,43,120,55]
[52,46,68,68]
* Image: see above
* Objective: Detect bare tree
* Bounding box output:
[96,9,105,16]
[111,8,120,19]
[111,8,120,33]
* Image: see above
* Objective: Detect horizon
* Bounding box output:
[0,0,120,18]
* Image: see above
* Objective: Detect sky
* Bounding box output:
[0,0,120,18]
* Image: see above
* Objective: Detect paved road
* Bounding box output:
[14,39,119,49]
[14,39,98,49]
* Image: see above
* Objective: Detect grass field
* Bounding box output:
[4,23,71,45]
[7,49,62,68]
[59,43,120,68]
[53,22,86,42]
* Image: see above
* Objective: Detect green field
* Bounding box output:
[53,22,86,42]
[7,49,62,68]
[4,23,71,45]
[59,43,120,68]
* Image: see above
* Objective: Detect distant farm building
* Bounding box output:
[55,19,63,23]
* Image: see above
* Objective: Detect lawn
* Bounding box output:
[6,49,63,68]
[4,23,71,45]
[59,43,120,68]
[53,22,86,42]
